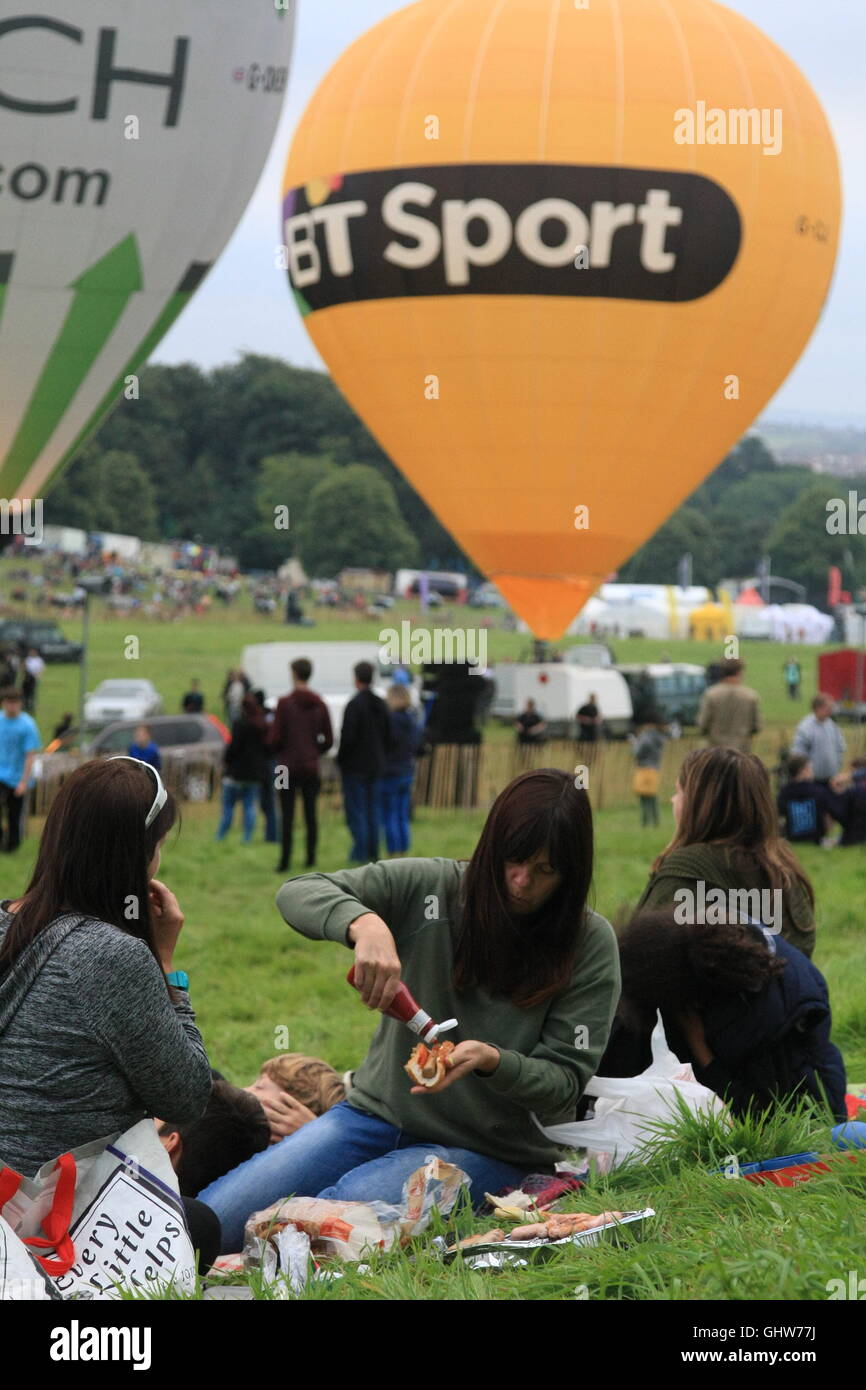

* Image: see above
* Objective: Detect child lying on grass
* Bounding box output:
[245,1053,346,1144]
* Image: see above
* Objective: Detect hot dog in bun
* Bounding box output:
[404,1039,455,1088]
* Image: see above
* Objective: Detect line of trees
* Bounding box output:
[47,355,462,574]
[45,355,866,604]
[618,435,866,604]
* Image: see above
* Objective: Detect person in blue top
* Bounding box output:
[0,687,41,852]
[379,683,422,855]
[128,724,162,771]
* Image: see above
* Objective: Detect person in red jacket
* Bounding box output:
[268,658,333,873]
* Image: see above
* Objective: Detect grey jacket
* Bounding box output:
[0,909,211,1176]
[791,714,845,782]
[633,728,666,769]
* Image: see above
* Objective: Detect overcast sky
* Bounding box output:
[154,0,865,427]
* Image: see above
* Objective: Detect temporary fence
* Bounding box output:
[29,724,866,820]
[30,748,223,817]
[411,725,866,813]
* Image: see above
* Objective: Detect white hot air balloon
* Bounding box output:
[0,0,296,504]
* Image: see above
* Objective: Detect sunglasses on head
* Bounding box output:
[108,755,168,828]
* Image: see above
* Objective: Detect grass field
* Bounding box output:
[8,579,848,742]
[6,580,866,1300]
[10,795,866,1302]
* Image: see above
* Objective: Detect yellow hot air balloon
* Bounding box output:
[281,0,840,640]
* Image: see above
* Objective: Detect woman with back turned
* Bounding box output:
[0,757,211,1176]
[636,747,816,957]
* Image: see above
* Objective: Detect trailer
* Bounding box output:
[241,641,412,753]
[41,524,87,556]
[818,649,866,721]
[490,664,633,737]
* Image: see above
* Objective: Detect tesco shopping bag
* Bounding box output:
[0,1119,196,1299]
[536,1015,728,1169]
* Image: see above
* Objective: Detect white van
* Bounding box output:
[490,664,633,737]
[241,642,407,755]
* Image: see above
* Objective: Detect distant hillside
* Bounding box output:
[755,420,866,473]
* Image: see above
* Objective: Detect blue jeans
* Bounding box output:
[341,773,382,862]
[380,773,413,853]
[259,763,278,842]
[216,779,258,842]
[197,1100,526,1253]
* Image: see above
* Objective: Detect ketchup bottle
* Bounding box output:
[346,966,457,1042]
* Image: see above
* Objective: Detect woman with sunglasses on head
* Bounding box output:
[0,757,212,1180]
[199,769,620,1254]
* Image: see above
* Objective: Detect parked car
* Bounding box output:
[409,577,459,599]
[0,619,83,662]
[617,663,707,727]
[88,712,228,756]
[562,643,615,668]
[38,714,231,804]
[83,679,163,728]
[468,582,508,609]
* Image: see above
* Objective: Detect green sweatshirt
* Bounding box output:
[635,843,816,958]
[276,858,620,1170]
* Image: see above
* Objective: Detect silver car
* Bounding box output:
[83,679,164,728]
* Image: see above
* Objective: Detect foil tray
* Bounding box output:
[438,1208,655,1269]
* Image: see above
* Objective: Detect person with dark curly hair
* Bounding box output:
[598,908,846,1121]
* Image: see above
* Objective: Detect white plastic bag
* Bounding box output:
[256,1225,311,1297]
[0,1215,58,1300]
[538,1015,728,1168]
[244,1155,469,1273]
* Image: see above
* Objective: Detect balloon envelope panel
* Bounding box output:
[282,0,840,639]
[0,1,296,501]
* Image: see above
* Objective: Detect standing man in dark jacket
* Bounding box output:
[182,678,205,713]
[337,661,390,864]
[268,658,333,873]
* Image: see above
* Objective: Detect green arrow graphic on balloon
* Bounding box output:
[56,258,212,482]
[0,234,143,497]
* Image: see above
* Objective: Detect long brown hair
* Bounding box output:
[0,758,178,971]
[654,747,814,905]
[240,692,266,728]
[453,769,594,1007]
